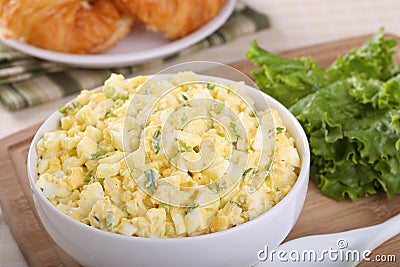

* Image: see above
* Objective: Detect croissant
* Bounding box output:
[0,0,133,54]
[114,0,227,39]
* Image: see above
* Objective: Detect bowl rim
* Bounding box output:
[27,73,310,243]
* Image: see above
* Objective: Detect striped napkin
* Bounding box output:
[0,5,269,110]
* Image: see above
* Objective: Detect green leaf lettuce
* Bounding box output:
[247,29,400,200]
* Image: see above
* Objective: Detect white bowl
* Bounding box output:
[27,75,310,267]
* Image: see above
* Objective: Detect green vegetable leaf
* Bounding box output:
[229,121,241,139]
[64,168,71,176]
[152,129,161,154]
[103,85,129,101]
[91,151,107,160]
[207,83,216,90]
[144,168,158,194]
[59,104,73,114]
[242,168,255,177]
[188,203,199,213]
[181,116,188,126]
[265,158,273,172]
[348,75,400,109]
[182,93,189,101]
[327,28,397,81]
[104,109,112,119]
[121,206,129,215]
[97,177,105,187]
[276,127,285,134]
[248,29,400,201]
[205,119,214,130]
[207,182,220,193]
[178,140,192,152]
[85,169,96,183]
[247,40,328,107]
[105,210,115,232]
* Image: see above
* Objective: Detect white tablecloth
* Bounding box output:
[1,0,400,266]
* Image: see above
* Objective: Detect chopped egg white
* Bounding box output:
[36,72,300,238]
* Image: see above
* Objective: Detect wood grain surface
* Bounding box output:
[0,34,399,266]
[0,124,80,267]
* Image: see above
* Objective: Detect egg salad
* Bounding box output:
[36,72,300,237]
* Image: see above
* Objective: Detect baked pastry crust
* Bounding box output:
[0,0,133,54]
[114,0,227,39]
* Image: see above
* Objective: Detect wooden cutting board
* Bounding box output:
[1,34,400,267]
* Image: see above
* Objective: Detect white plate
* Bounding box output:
[0,0,236,68]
